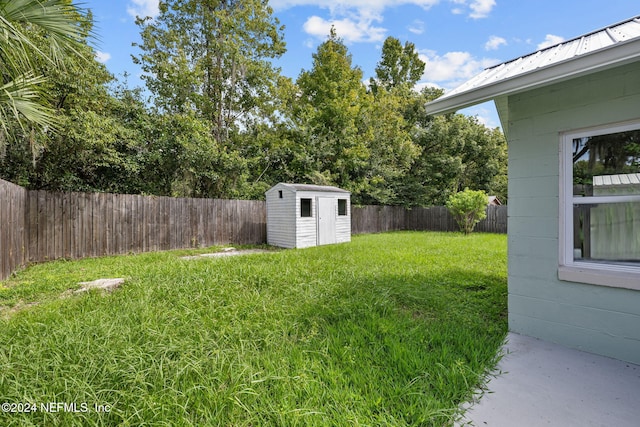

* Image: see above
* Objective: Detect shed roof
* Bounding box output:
[274,183,350,194]
[425,16,640,115]
[593,173,640,188]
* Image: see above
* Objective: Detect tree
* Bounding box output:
[0,4,144,191]
[0,0,88,135]
[295,27,371,193]
[0,6,156,193]
[446,188,488,234]
[133,0,286,144]
[402,112,507,206]
[370,36,425,94]
[358,87,419,205]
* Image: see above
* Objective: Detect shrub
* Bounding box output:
[446,188,488,234]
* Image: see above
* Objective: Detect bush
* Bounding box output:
[446,188,488,234]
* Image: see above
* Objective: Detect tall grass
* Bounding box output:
[0,232,507,426]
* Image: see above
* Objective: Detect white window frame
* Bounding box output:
[558,119,640,291]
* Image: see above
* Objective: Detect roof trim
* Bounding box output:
[425,17,640,115]
[267,183,350,194]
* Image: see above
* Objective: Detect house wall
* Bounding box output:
[266,186,297,248]
[506,61,640,364]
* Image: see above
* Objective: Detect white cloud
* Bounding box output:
[449,0,466,13]
[408,19,425,35]
[469,0,496,19]
[420,49,499,89]
[127,0,159,20]
[270,1,441,12]
[297,1,495,43]
[303,15,386,43]
[537,34,565,50]
[485,35,507,51]
[449,0,495,18]
[460,102,501,128]
[95,51,111,63]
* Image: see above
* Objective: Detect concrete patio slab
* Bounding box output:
[458,332,640,427]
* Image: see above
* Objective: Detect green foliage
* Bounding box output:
[134,0,286,144]
[446,188,489,234]
[292,28,427,205]
[294,28,372,193]
[0,3,508,207]
[358,86,419,204]
[402,113,507,206]
[0,232,507,426]
[1,72,150,193]
[0,0,89,136]
[370,36,425,93]
[0,5,143,191]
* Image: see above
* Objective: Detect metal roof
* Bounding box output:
[593,173,640,188]
[425,16,640,115]
[277,183,350,193]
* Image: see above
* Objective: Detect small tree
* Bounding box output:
[446,188,488,234]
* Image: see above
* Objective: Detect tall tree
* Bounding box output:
[292,28,424,204]
[295,27,371,191]
[358,87,419,205]
[133,0,286,144]
[370,36,425,94]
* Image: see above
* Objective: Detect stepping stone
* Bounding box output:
[76,278,125,293]
[180,249,269,260]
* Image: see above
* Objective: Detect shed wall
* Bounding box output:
[506,61,640,363]
[294,190,351,248]
[336,198,351,244]
[266,185,351,249]
[266,187,297,248]
[296,193,317,248]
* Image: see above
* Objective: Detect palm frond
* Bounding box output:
[0,0,88,134]
[0,73,56,132]
[0,0,88,67]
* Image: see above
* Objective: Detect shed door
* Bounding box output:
[317,197,336,245]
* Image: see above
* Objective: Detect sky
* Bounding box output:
[83,0,640,129]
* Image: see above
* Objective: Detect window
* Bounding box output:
[300,198,312,217]
[559,120,640,290]
[278,190,283,199]
[338,199,348,216]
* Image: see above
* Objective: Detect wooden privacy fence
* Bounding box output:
[0,179,28,282]
[1,178,507,280]
[350,205,507,235]
[0,179,265,280]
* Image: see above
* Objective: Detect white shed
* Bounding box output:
[265,183,351,249]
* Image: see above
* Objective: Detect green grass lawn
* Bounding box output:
[0,232,507,426]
